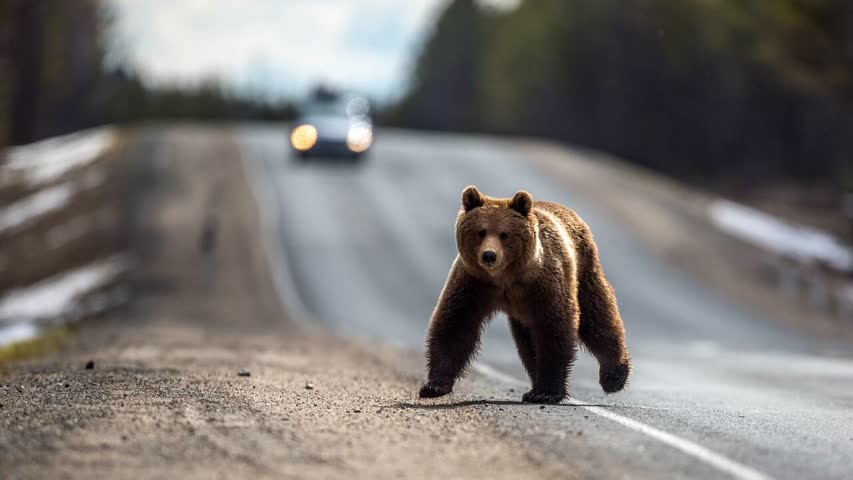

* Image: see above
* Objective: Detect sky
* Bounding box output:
[105,0,450,103]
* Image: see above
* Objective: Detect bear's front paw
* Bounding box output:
[522,389,565,404]
[600,361,630,394]
[419,381,452,399]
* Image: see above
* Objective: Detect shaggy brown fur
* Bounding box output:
[419,186,631,404]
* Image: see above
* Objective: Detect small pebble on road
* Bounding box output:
[85,360,95,370]
[238,369,251,377]
[305,382,314,390]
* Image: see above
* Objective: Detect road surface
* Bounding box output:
[240,125,853,480]
[3,127,585,480]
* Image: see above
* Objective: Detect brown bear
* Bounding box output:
[419,186,631,404]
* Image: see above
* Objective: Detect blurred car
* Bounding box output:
[290,91,373,160]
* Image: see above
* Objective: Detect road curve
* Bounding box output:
[239,126,853,480]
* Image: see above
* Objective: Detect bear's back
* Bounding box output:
[534,201,581,228]
[533,200,596,271]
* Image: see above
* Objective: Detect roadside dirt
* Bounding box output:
[0,126,572,480]
[519,140,853,343]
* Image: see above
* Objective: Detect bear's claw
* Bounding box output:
[522,389,565,404]
[600,361,630,394]
[419,381,452,399]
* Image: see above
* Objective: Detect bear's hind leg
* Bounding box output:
[509,317,536,384]
[578,267,631,394]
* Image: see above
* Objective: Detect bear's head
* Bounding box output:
[456,185,539,279]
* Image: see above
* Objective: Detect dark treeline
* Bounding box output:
[0,0,294,149]
[98,71,297,126]
[390,0,853,189]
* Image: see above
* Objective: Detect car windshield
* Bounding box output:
[301,94,371,120]
[303,99,348,117]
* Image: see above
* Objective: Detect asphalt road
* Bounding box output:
[239,126,853,480]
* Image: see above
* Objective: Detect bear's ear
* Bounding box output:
[461,185,485,212]
[510,190,534,216]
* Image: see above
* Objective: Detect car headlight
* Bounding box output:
[346,125,373,153]
[291,124,318,151]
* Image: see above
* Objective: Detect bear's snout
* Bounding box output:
[481,250,497,266]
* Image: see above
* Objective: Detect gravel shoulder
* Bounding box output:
[0,127,572,480]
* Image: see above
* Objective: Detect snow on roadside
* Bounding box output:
[2,126,115,187]
[0,322,39,347]
[0,256,126,324]
[0,183,73,234]
[708,199,853,272]
[0,165,107,235]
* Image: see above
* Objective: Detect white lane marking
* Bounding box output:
[472,363,771,480]
[238,130,771,480]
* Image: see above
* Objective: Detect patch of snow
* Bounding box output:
[0,322,39,346]
[0,183,73,234]
[0,166,109,236]
[0,256,126,324]
[3,127,115,187]
[709,199,853,272]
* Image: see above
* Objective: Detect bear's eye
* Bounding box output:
[478,229,486,238]
[500,232,508,240]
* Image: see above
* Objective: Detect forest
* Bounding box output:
[0,0,294,149]
[390,0,853,191]
[3,0,851,195]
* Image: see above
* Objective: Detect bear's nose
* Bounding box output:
[482,250,497,265]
